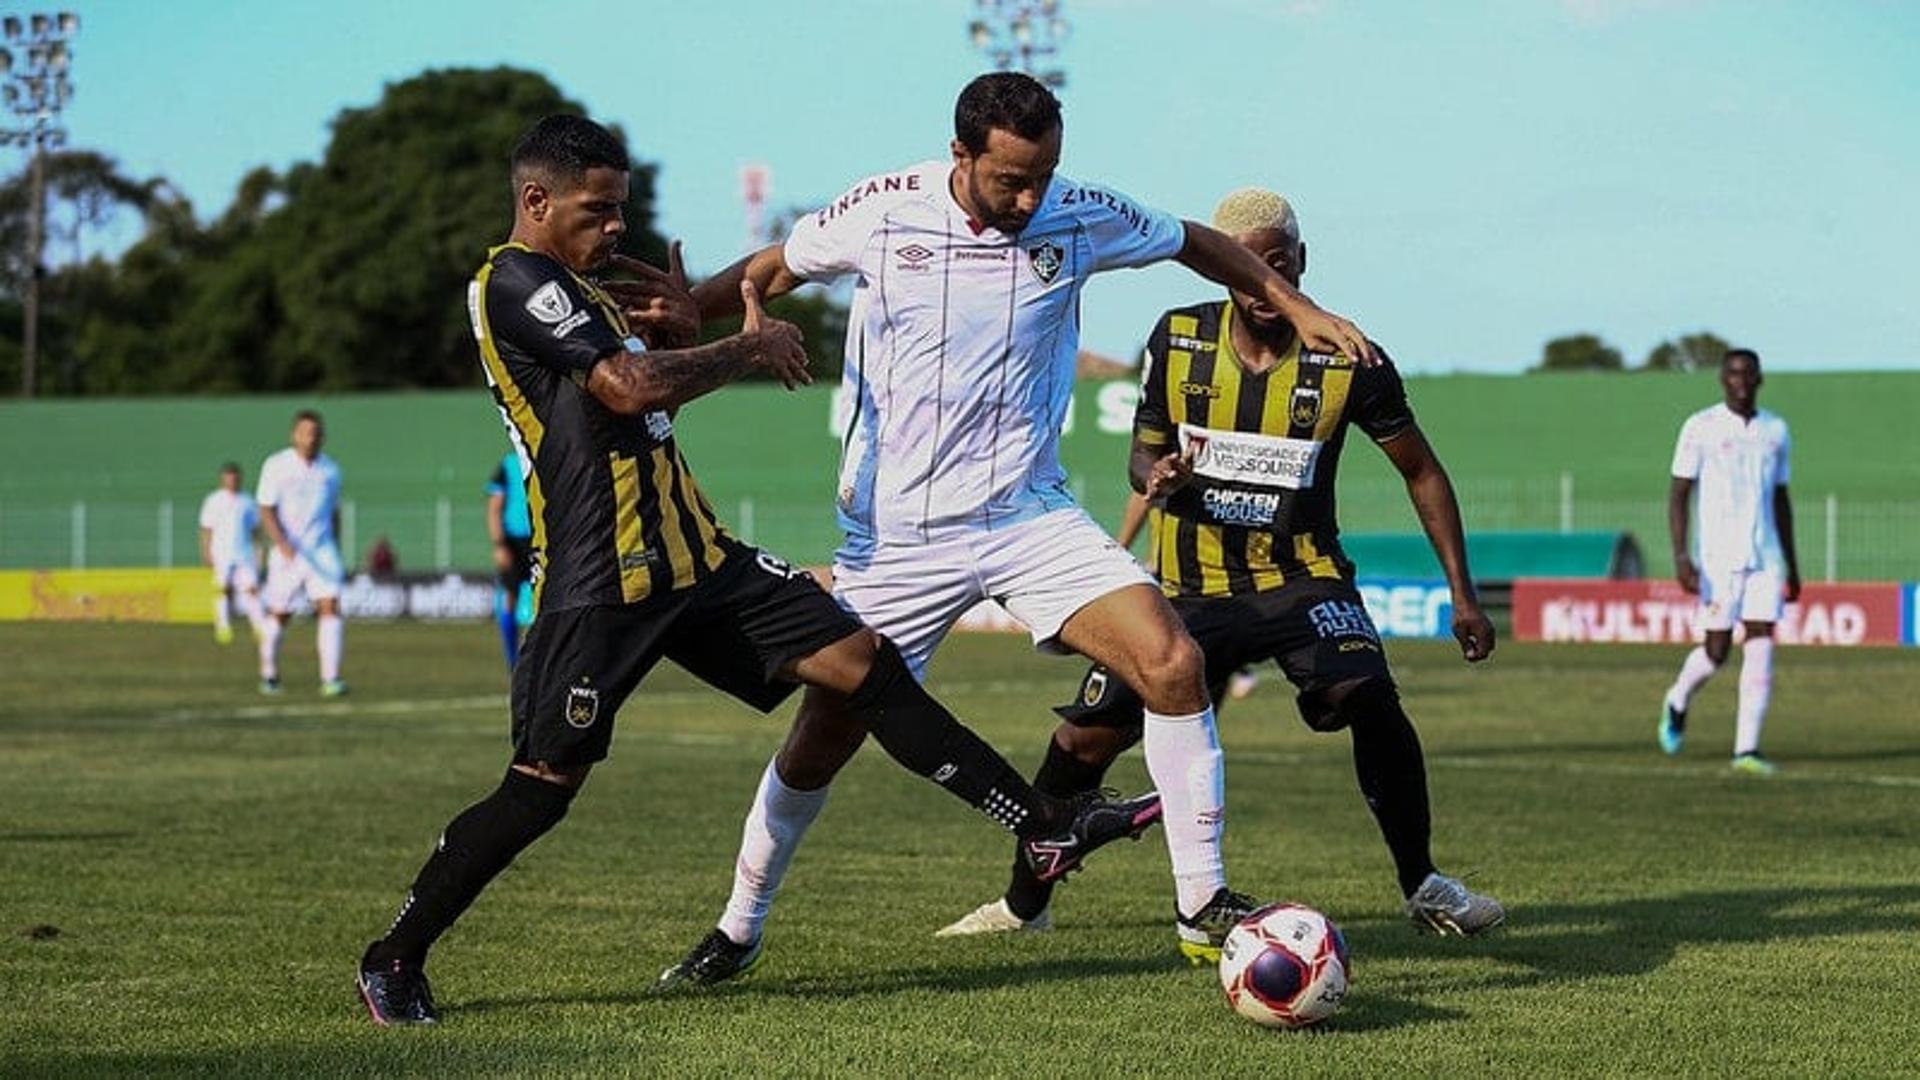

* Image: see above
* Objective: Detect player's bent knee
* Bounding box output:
[1300,677,1403,733]
[1131,630,1206,705]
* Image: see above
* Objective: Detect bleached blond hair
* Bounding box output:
[1210,188,1300,242]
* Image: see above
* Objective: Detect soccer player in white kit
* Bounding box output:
[1660,348,1800,775]
[256,409,349,697]
[659,73,1380,984]
[198,462,264,645]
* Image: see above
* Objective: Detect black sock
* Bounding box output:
[365,769,576,968]
[846,640,1067,838]
[1005,734,1124,919]
[1345,683,1436,897]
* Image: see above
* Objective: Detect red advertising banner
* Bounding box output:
[1512,579,1907,647]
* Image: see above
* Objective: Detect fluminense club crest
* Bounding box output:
[1027,240,1064,284]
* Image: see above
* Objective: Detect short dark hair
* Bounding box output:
[510,114,629,193]
[1723,347,1761,368]
[293,408,323,426]
[219,461,241,475]
[954,72,1062,154]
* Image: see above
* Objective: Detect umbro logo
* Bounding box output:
[895,243,935,271]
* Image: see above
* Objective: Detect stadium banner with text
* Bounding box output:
[279,573,497,621]
[0,568,213,623]
[1512,579,1908,647]
[953,577,1457,639]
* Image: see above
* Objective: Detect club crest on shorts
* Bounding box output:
[565,682,600,729]
[1289,386,1323,428]
[1082,669,1109,707]
[1027,240,1064,284]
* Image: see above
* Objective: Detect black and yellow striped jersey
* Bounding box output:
[468,242,737,611]
[1134,300,1414,598]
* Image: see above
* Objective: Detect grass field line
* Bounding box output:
[139,690,1920,791]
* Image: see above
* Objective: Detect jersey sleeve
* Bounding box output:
[198,493,219,529]
[784,166,929,282]
[254,460,281,509]
[1349,349,1416,442]
[1066,181,1186,273]
[1670,416,1703,480]
[486,462,507,497]
[484,251,625,376]
[1132,314,1175,452]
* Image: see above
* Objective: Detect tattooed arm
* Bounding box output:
[583,281,810,415]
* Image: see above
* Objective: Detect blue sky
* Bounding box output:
[45,0,1920,372]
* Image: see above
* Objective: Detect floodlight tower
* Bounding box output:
[968,0,1070,89]
[0,11,79,398]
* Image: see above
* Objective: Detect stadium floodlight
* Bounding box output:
[1,9,79,398]
[967,0,1071,90]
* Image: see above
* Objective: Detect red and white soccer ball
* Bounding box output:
[1217,902,1350,1029]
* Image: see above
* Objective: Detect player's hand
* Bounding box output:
[491,541,514,574]
[1293,305,1380,367]
[275,541,296,561]
[605,244,700,349]
[1784,569,1802,603]
[1675,555,1699,595]
[1143,450,1194,500]
[740,280,810,390]
[1452,601,1495,662]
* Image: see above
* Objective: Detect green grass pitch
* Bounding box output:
[3,621,1917,1076]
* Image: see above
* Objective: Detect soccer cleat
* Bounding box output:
[1406,872,1506,936]
[654,928,763,992]
[1730,752,1779,777]
[357,957,438,1026]
[1175,887,1263,965]
[1658,700,1687,755]
[259,677,282,696]
[215,624,235,645]
[935,898,1053,937]
[321,679,350,698]
[1020,790,1163,884]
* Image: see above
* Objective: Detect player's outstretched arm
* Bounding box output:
[1668,476,1698,594]
[599,244,700,350]
[584,281,810,414]
[691,244,808,322]
[1381,424,1492,662]
[1174,221,1379,365]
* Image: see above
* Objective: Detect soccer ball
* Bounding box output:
[1217,902,1349,1029]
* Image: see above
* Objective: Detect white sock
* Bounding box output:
[1734,637,1774,756]
[1665,645,1720,712]
[258,616,284,679]
[317,613,344,682]
[718,760,830,946]
[212,593,231,635]
[1144,706,1226,917]
[237,590,266,638]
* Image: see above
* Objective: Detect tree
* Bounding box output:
[1643,331,1732,372]
[1533,333,1624,372]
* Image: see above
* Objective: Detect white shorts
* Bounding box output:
[211,561,260,592]
[263,544,346,612]
[1696,564,1784,632]
[832,508,1153,678]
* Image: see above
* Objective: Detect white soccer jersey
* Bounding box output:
[785,160,1186,554]
[198,489,258,569]
[256,447,343,556]
[1670,403,1791,574]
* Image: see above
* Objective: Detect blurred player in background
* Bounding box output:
[256,409,347,697]
[198,462,263,645]
[676,73,1379,977]
[485,448,535,668]
[939,188,1505,945]
[1660,348,1799,775]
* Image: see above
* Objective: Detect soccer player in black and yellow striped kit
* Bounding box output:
[939,189,1506,952]
[355,116,1160,1026]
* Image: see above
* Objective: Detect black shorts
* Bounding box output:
[510,548,861,767]
[1057,577,1394,733]
[498,537,534,592]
